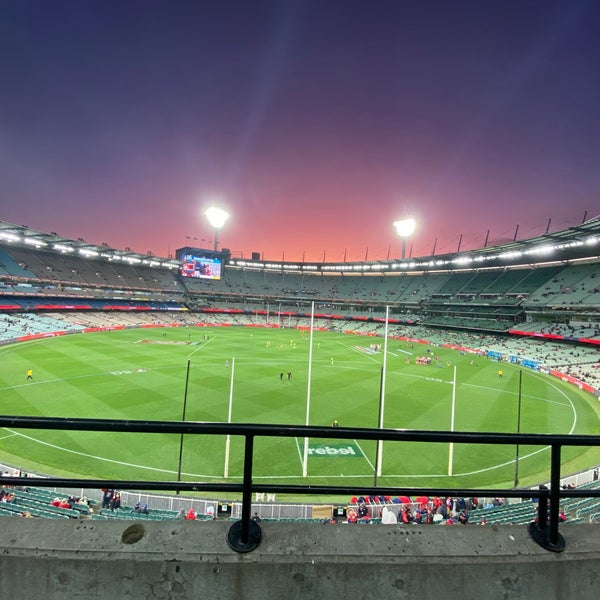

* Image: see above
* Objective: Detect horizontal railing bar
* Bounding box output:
[1,415,599,447]
[2,414,598,553]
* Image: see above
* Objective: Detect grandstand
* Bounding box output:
[2,218,599,333]
[1,217,600,526]
[1,217,599,390]
[1,219,598,344]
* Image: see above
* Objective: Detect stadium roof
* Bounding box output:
[1,216,599,273]
[0,221,180,269]
[230,216,600,273]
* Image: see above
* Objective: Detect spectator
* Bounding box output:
[382,507,398,524]
[75,497,90,509]
[400,507,413,524]
[357,502,369,520]
[101,488,114,509]
[109,492,121,511]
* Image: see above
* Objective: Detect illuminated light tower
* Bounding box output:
[205,207,229,252]
[394,217,416,259]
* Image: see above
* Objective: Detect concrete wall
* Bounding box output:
[1,519,599,599]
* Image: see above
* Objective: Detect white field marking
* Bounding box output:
[294,437,305,472]
[396,348,414,356]
[371,369,580,479]
[4,426,377,482]
[0,365,186,393]
[386,369,451,385]
[207,473,376,481]
[187,337,214,360]
[452,446,552,477]
[4,354,552,413]
[371,369,579,478]
[0,336,68,356]
[341,343,381,364]
[354,439,376,472]
[525,395,572,408]
[0,336,582,482]
[3,428,215,479]
[529,371,578,434]
[0,426,557,483]
[232,358,379,370]
[0,334,136,360]
[292,437,375,475]
[349,370,579,479]
[463,382,572,408]
[0,431,17,441]
[0,358,378,395]
[301,444,551,480]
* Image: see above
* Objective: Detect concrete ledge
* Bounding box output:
[1,519,600,599]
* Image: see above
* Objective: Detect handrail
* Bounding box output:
[2,415,600,552]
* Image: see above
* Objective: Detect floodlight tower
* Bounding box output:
[205,207,229,252]
[394,217,416,259]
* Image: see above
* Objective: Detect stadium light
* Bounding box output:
[205,207,229,252]
[394,217,416,259]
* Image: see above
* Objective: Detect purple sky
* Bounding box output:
[1,0,599,262]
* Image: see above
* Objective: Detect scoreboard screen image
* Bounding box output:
[180,254,222,280]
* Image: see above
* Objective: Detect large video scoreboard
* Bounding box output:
[176,247,226,281]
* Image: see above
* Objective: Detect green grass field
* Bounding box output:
[1,325,599,494]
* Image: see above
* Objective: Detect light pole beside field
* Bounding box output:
[394,217,416,259]
[205,206,229,252]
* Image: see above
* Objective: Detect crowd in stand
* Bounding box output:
[345,495,487,526]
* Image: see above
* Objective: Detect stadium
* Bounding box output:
[2,215,600,597]
[1,216,599,493]
[4,0,600,595]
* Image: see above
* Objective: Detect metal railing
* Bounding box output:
[2,415,600,553]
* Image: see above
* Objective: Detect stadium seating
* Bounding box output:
[1,221,600,526]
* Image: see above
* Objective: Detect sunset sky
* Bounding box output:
[1,0,599,262]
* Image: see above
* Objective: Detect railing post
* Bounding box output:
[538,485,548,532]
[548,443,563,548]
[227,434,262,553]
[527,445,565,552]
